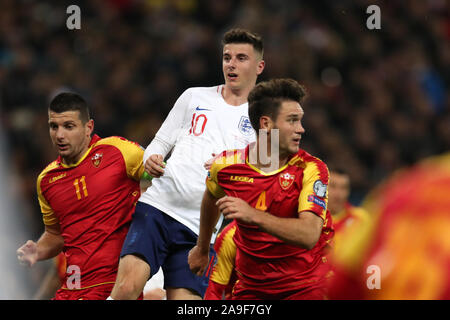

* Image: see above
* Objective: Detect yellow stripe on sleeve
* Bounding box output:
[206,162,226,199]
[298,161,328,221]
[206,151,243,199]
[210,225,237,285]
[37,162,59,226]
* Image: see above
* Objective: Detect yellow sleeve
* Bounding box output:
[210,224,237,285]
[352,207,371,224]
[37,164,59,226]
[98,137,145,181]
[334,206,372,259]
[298,160,329,221]
[332,209,377,272]
[206,150,245,198]
[206,152,241,199]
[206,163,226,199]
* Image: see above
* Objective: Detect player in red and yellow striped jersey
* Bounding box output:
[55,252,67,285]
[327,168,370,256]
[189,79,333,300]
[17,93,145,300]
[204,220,238,300]
[329,152,450,299]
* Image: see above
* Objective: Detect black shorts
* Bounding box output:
[120,202,216,297]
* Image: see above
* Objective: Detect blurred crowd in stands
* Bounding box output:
[0,0,448,298]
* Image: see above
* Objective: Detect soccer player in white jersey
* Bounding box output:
[109,29,265,300]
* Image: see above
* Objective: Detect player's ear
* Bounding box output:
[256,59,265,75]
[259,116,272,130]
[85,119,94,137]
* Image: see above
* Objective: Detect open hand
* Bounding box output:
[17,240,38,267]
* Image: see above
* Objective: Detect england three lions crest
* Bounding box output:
[238,116,254,136]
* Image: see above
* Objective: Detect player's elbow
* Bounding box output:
[288,231,320,250]
[302,233,321,250]
[112,278,142,300]
[296,214,323,250]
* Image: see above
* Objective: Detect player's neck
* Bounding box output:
[61,139,91,166]
[222,85,253,106]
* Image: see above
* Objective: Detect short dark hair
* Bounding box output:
[49,92,90,123]
[222,28,264,57]
[248,78,307,132]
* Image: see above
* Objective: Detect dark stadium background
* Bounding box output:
[0,0,448,299]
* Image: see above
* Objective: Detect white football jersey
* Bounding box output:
[140,85,256,241]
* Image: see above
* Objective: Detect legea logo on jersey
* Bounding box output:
[49,173,67,184]
[238,116,254,136]
[230,175,254,183]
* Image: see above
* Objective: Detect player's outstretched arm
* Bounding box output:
[17,223,64,267]
[188,189,221,276]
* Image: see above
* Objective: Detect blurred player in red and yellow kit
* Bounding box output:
[17,93,145,300]
[329,152,450,299]
[327,167,370,255]
[189,79,333,300]
[55,252,67,285]
[204,220,238,300]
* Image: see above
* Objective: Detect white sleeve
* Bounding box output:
[143,88,192,163]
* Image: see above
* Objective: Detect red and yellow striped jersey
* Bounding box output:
[329,152,450,299]
[205,220,237,300]
[55,252,67,285]
[332,203,371,255]
[37,135,144,289]
[207,146,333,290]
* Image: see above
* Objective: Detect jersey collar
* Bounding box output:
[244,144,297,176]
[57,134,101,168]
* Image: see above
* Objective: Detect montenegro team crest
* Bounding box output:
[279,172,295,190]
[91,152,103,167]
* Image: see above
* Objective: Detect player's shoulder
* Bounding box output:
[38,160,60,179]
[291,149,328,171]
[185,85,222,97]
[188,85,221,92]
[291,149,329,185]
[208,148,246,181]
[95,136,144,150]
[37,160,60,187]
[213,148,246,167]
[92,136,144,163]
